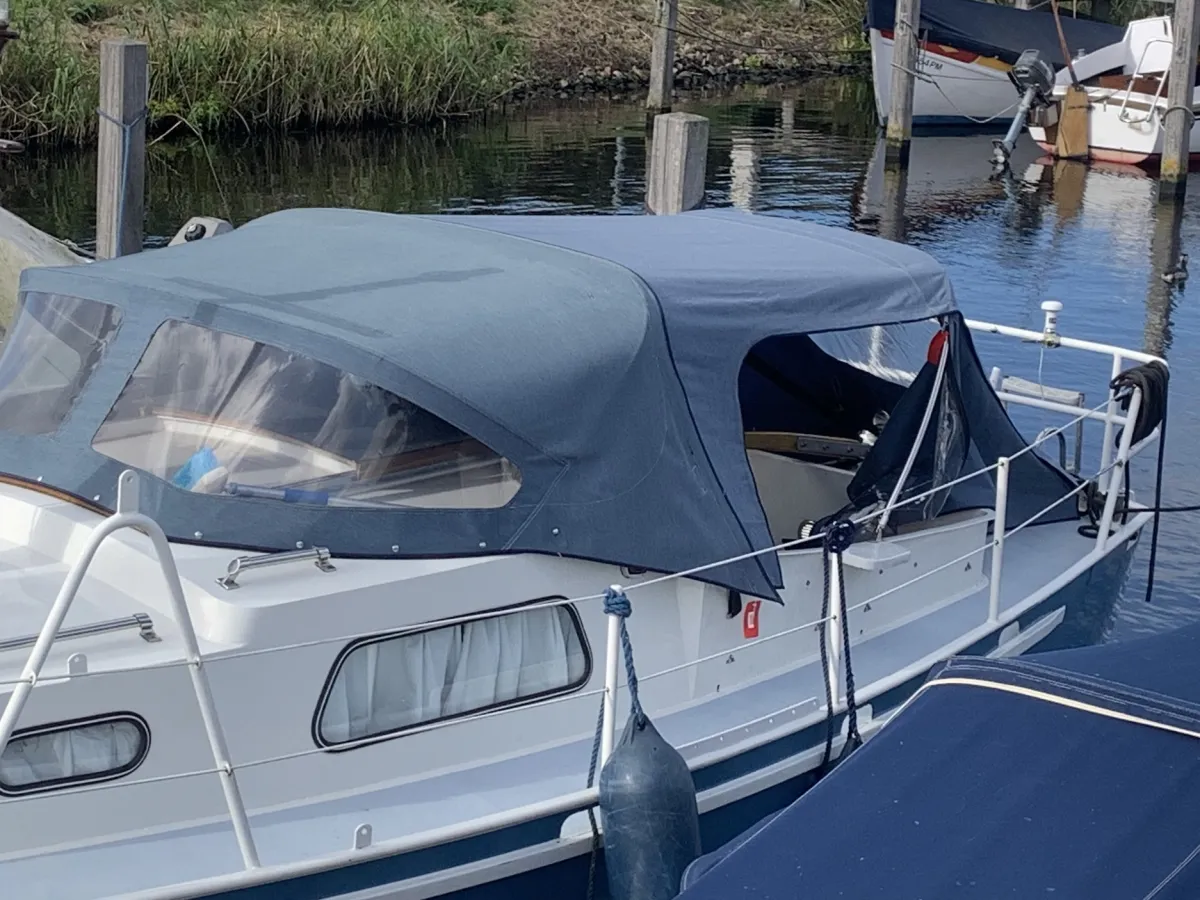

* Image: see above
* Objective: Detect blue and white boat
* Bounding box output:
[678,619,1200,900]
[0,208,1161,899]
[867,0,1122,129]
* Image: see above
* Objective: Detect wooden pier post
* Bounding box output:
[96,38,148,259]
[646,0,679,117]
[646,112,708,215]
[885,0,922,169]
[1159,0,1200,202]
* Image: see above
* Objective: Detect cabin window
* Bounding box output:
[0,713,149,795]
[315,603,590,747]
[92,320,522,509]
[0,293,121,435]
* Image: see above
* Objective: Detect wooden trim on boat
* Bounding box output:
[0,473,108,515]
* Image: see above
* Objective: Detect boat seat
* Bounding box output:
[745,448,854,542]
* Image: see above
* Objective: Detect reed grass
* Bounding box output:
[1,0,522,144]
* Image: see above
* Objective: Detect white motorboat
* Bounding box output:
[868,0,1121,129]
[1027,16,1200,166]
[0,207,1162,899]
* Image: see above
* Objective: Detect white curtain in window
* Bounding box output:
[321,607,587,743]
[0,720,143,789]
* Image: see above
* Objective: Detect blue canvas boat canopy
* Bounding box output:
[4,208,1069,598]
[678,624,1200,899]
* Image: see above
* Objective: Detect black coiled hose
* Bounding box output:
[1104,361,1169,603]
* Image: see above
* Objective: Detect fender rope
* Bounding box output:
[818,519,862,770]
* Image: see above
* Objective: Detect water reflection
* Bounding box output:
[4,77,1200,638]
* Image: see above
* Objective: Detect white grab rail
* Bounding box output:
[0,470,260,869]
[1118,38,1172,125]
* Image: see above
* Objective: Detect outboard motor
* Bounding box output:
[168,216,233,246]
[993,49,1056,169]
[600,715,701,900]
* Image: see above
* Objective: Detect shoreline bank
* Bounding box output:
[0,0,866,146]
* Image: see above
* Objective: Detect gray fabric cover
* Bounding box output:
[14,208,958,599]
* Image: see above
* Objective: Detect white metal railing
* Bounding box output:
[0,470,261,869]
[1117,38,1172,124]
[0,318,1166,886]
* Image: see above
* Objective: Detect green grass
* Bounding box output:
[1,0,523,144]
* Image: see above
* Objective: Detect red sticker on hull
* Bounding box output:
[743,600,762,639]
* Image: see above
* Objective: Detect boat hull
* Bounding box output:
[870,28,1018,130]
[1030,92,1200,167]
[182,533,1140,900]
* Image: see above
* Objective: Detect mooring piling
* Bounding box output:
[1159,0,1200,203]
[96,38,148,259]
[646,112,709,215]
[646,0,679,118]
[885,0,921,169]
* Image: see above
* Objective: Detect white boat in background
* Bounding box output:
[1027,16,1199,165]
[0,207,1163,899]
[867,0,1122,128]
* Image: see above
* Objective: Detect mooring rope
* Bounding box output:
[818,519,861,770]
[583,587,646,899]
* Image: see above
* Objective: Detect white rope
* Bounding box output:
[890,61,1020,125]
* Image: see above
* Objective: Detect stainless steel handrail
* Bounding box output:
[0,613,158,653]
[0,470,260,868]
[217,547,335,591]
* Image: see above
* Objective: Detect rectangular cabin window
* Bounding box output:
[0,293,121,435]
[316,604,590,747]
[91,320,522,509]
[0,714,149,795]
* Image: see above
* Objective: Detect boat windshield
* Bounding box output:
[92,320,522,509]
[0,293,122,435]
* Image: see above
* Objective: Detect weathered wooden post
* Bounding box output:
[646,0,679,117]
[1159,0,1200,203]
[96,38,148,259]
[885,0,922,169]
[646,112,708,215]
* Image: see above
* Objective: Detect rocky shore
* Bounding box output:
[511,45,867,103]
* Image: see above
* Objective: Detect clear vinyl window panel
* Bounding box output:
[0,293,122,435]
[92,320,522,509]
[0,714,149,795]
[317,604,590,747]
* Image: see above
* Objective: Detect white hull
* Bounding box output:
[0,481,1147,900]
[1027,16,1200,166]
[869,29,1019,127]
[1029,92,1200,166]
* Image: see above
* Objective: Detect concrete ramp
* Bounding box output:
[0,205,85,332]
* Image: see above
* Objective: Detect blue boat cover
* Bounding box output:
[867,0,1123,69]
[677,623,1200,899]
[8,208,1072,597]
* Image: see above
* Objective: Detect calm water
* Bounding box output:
[4,77,1198,640]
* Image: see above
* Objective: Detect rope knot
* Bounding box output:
[823,519,857,556]
[603,586,632,618]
